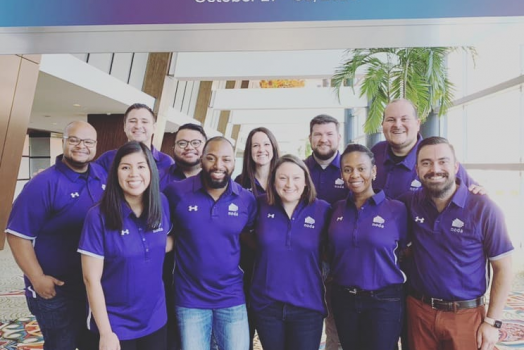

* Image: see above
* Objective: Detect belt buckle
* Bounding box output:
[430,297,443,310]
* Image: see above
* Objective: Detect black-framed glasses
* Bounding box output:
[175,139,203,149]
[63,136,97,147]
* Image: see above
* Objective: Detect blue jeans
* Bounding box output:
[175,304,249,350]
[332,284,404,350]
[253,302,324,350]
[26,293,98,350]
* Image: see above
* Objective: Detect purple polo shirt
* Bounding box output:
[164,175,257,309]
[250,196,330,315]
[399,180,514,301]
[234,174,266,195]
[78,195,172,340]
[372,135,475,199]
[6,156,106,298]
[328,190,408,290]
[159,163,187,191]
[96,145,174,173]
[305,152,349,205]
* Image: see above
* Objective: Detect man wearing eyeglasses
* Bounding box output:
[6,121,106,350]
[159,123,208,191]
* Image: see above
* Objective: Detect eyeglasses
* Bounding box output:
[63,136,97,147]
[175,139,203,149]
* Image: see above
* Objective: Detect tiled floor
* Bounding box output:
[1,244,523,349]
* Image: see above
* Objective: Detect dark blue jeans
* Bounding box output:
[332,284,404,350]
[26,292,98,350]
[253,302,324,350]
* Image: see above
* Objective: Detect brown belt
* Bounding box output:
[410,289,485,312]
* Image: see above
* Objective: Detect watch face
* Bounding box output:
[494,320,503,329]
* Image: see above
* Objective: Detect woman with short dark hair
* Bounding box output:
[79,141,172,350]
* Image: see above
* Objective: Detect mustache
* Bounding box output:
[424,172,448,179]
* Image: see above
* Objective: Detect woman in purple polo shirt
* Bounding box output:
[250,154,330,350]
[235,126,280,349]
[79,141,172,350]
[328,143,408,350]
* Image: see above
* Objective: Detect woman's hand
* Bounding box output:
[99,331,120,350]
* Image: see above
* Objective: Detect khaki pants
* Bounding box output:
[407,296,485,350]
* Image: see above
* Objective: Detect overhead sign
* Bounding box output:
[1,0,523,27]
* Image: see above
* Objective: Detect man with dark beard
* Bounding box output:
[304,114,344,350]
[159,123,207,190]
[6,121,105,350]
[399,137,513,350]
[164,137,257,350]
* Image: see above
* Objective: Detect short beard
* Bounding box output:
[313,148,336,161]
[174,156,200,169]
[202,170,230,189]
[62,155,90,171]
[423,174,455,199]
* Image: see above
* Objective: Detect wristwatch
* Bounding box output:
[484,317,503,329]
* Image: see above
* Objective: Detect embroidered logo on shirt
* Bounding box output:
[336,216,343,221]
[267,213,275,219]
[415,216,425,223]
[228,203,239,216]
[372,215,385,228]
[304,216,315,229]
[152,225,163,233]
[188,205,198,212]
[334,178,345,188]
[102,184,106,190]
[451,218,464,233]
[70,192,80,198]
[121,229,130,236]
[410,179,422,191]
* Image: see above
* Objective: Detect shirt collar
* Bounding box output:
[307,151,342,170]
[55,155,103,182]
[345,189,386,207]
[383,134,422,170]
[193,173,239,197]
[420,178,467,209]
[151,145,161,162]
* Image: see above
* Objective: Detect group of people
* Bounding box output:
[5,99,514,350]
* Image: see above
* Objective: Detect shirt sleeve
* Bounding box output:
[160,194,173,235]
[244,191,258,232]
[78,207,106,259]
[6,175,52,240]
[482,201,514,260]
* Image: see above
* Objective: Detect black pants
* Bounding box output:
[120,325,167,350]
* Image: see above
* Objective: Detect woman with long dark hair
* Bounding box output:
[250,154,330,350]
[328,143,408,350]
[79,141,172,350]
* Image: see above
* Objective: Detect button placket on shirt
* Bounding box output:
[137,224,151,261]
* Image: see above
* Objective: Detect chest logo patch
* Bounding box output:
[334,178,345,188]
[415,216,425,223]
[188,205,198,212]
[121,229,130,236]
[304,216,315,229]
[336,216,343,221]
[70,192,80,198]
[410,179,422,190]
[372,215,385,228]
[451,218,464,233]
[267,213,275,219]
[228,203,239,216]
[152,225,163,233]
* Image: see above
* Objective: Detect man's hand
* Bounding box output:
[469,184,487,195]
[477,322,500,350]
[31,274,64,299]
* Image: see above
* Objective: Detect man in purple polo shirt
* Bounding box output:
[400,137,513,350]
[6,121,106,350]
[372,99,476,199]
[159,123,207,190]
[304,114,345,350]
[96,103,174,173]
[164,136,257,350]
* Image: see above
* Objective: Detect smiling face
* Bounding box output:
[274,161,306,206]
[123,108,156,146]
[309,122,341,161]
[416,143,459,199]
[251,131,274,167]
[201,139,235,189]
[117,151,151,202]
[382,100,421,156]
[341,151,376,198]
[62,121,97,172]
[173,129,206,168]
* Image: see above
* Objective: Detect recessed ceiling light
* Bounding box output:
[44,115,51,118]
[73,103,81,107]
